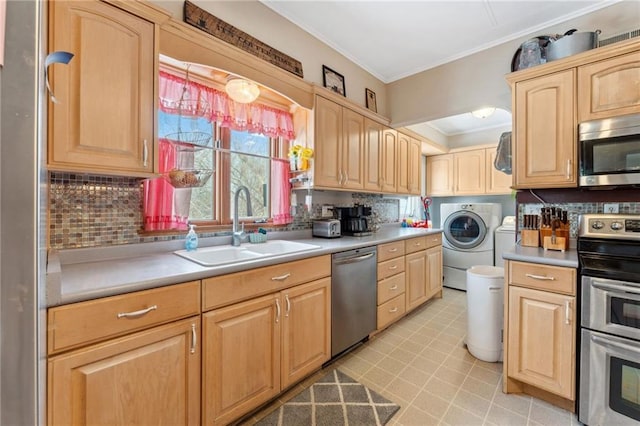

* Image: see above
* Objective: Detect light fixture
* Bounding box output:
[471,107,496,119]
[225,77,260,104]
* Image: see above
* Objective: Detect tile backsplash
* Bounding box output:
[518,202,640,238]
[48,173,403,249]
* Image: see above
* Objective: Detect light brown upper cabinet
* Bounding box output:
[426,154,454,196]
[426,146,511,196]
[314,96,365,190]
[48,0,162,177]
[364,118,383,192]
[578,50,640,122]
[454,149,486,194]
[381,128,398,192]
[513,69,577,188]
[397,133,421,195]
[485,147,513,194]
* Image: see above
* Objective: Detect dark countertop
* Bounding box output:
[47,225,442,307]
[502,243,579,268]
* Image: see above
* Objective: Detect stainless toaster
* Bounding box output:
[312,219,341,238]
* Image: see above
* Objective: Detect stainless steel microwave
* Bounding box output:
[579,113,640,187]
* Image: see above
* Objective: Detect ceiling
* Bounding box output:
[261,0,639,138]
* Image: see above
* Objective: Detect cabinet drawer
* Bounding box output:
[47,281,200,355]
[424,233,442,249]
[377,294,406,330]
[405,236,428,254]
[509,261,576,295]
[377,240,405,262]
[203,255,331,310]
[378,272,405,305]
[377,257,405,281]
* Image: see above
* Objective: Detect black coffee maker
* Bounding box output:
[335,205,372,237]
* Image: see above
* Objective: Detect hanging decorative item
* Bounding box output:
[183,0,304,78]
[160,65,214,189]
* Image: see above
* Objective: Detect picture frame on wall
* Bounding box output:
[365,88,377,113]
[322,65,346,96]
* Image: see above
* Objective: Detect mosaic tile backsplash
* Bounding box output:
[518,202,640,238]
[48,173,402,249]
[50,172,640,249]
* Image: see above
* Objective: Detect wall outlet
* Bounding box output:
[604,203,619,214]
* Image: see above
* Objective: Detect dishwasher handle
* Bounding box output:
[333,252,375,265]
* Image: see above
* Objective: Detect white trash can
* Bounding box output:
[466,265,505,362]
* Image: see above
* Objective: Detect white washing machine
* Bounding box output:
[494,216,516,268]
[441,203,502,291]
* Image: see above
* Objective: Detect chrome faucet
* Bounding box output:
[232,185,253,246]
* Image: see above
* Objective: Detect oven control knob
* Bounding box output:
[610,221,624,231]
[591,220,604,230]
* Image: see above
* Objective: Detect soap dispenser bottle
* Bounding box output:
[185,224,198,251]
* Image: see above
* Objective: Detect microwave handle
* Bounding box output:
[566,159,572,180]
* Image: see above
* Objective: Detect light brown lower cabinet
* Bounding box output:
[48,317,201,425]
[405,235,443,313]
[202,277,331,426]
[504,260,576,411]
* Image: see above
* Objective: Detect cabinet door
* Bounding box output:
[342,108,365,190]
[396,133,411,193]
[408,137,422,195]
[48,318,200,426]
[203,294,280,426]
[426,154,454,196]
[485,147,512,194]
[426,245,443,300]
[507,286,575,400]
[314,96,343,188]
[513,69,576,188]
[381,128,398,192]
[405,250,428,311]
[364,118,383,191]
[454,149,486,194]
[578,51,640,122]
[48,0,155,176]
[281,278,331,389]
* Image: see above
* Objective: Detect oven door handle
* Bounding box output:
[592,280,640,296]
[591,334,640,354]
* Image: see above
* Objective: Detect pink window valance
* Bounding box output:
[158,70,296,140]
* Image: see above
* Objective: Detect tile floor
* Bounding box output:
[241,288,580,426]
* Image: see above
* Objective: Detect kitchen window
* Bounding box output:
[145,65,295,232]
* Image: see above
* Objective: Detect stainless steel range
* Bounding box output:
[578,214,640,425]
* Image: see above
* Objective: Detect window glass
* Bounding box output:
[229,130,270,221]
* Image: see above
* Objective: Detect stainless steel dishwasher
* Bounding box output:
[331,246,377,357]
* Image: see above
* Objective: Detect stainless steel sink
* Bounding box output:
[174,240,322,267]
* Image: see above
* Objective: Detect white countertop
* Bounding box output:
[47,225,442,306]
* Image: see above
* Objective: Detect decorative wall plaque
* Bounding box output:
[184,1,304,78]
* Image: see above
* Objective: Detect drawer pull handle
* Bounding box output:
[414,243,421,247]
[117,305,157,319]
[525,273,555,281]
[389,265,398,270]
[390,285,398,291]
[389,307,398,313]
[190,323,197,354]
[565,301,571,325]
[275,299,281,323]
[271,273,291,281]
[388,248,398,253]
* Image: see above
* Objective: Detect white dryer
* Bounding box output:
[441,203,502,291]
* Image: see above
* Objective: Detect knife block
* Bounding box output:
[539,228,570,251]
[521,230,540,247]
